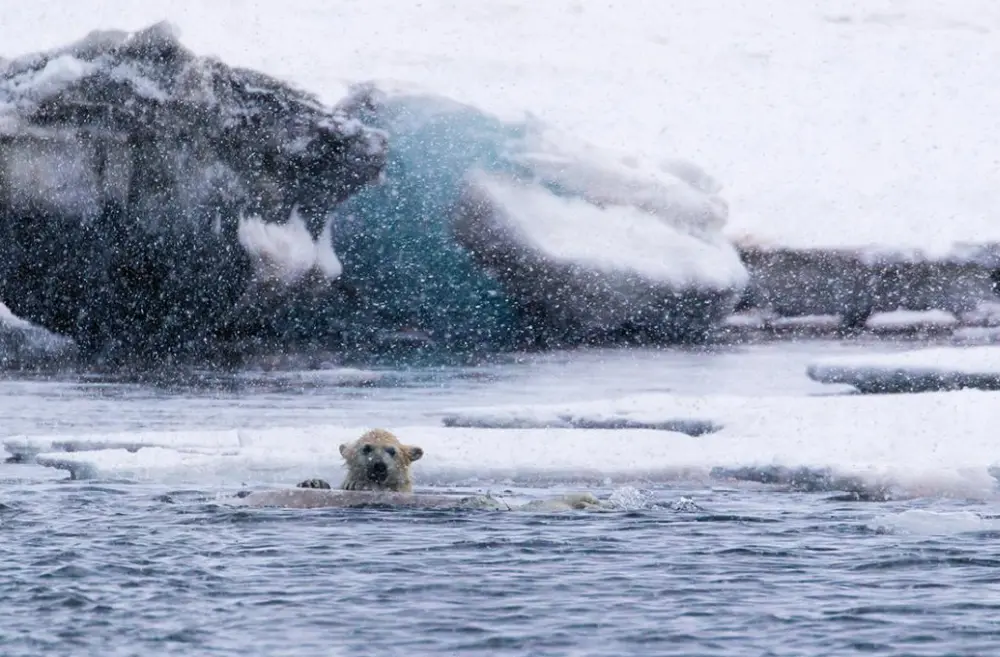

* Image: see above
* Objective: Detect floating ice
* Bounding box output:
[869,510,1000,536]
[22,426,700,487]
[807,346,1000,394]
[865,310,959,331]
[8,387,1000,499]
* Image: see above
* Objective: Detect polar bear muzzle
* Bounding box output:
[367,459,389,483]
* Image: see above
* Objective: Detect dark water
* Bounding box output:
[2,481,999,656]
[2,341,999,656]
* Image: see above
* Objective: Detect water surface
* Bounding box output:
[2,340,996,656]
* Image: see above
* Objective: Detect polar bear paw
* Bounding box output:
[297,478,332,489]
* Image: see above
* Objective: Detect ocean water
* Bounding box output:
[3,339,999,656]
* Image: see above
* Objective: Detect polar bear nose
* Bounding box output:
[368,460,389,481]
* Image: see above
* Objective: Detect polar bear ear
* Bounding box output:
[339,442,352,459]
[405,445,424,462]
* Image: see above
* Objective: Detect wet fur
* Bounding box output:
[297,429,424,493]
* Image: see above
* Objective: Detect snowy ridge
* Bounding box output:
[0,21,380,155]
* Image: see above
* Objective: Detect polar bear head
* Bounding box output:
[340,429,424,493]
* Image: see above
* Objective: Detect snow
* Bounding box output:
[0,133,103,217]
[0,300,78,367]
[807,346,1000,393]
[865,310,958,330]
[504,123,729,236]
[1,53,97,102]
[3,1,999,257]
[4,427,242,456]
[238,208,344,285]
[0,301,33,331]
[472,172,746,291]
[866,310,960,330]
[10,389,1000,498]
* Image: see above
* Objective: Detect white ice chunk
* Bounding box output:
[869,510,1000,536]
[0,301,34,331]
[15,388,1000,498]
[237,208,343,286]
[472,172,747,292]
[866,310,959,330]
[0,300,78,366]
[2,54,98,102]
[440,390,1000,497]
[807,346,1000,393]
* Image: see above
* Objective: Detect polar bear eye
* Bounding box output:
[361,445,373,455]
[384,447,397,458]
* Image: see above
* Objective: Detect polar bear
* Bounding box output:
[281,428,611,512]
[297,428,424,493]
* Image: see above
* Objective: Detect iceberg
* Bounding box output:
[0,23,387,364]
[4,3,1000,341]
[331,89,748,350]
[0,29,747,366]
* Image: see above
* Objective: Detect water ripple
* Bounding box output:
[1,482,1000,656]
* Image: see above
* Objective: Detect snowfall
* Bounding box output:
[2,1,1000,500]
[6,0,1000,255]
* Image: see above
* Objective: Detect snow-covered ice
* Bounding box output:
[3,0,999,257]
[866,310,960,331]
[468,171,744,291]
[238,209,344,286]
[0,301,77,368]
[807,346,1000,393]
[9,389,1000,499]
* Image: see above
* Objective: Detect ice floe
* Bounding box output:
[5,388,999,499]
[807,346,1000,393]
